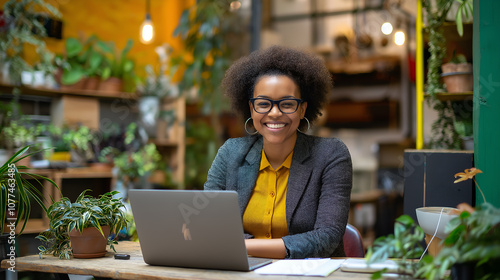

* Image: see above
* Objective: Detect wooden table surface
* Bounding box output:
[1,241,375,280]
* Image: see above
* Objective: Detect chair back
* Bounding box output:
[343,223,365,257]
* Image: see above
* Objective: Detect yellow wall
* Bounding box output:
[1,0,193,79]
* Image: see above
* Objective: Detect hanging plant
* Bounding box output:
[422,0,473,150]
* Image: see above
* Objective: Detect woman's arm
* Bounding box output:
[245,238,287,259]
[282,137,353,258]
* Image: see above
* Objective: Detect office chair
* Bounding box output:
[343,223,365,257]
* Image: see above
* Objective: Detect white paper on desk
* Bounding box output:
[340,258,399,273]
[254,259,345,276]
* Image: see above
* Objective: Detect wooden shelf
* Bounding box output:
[425,91,473,101]
[325,100,399,129]
[151,139,178,147]
[0,83,137,100]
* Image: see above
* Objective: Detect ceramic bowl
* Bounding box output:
[415,207,459,240]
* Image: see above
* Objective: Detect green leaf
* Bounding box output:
[66,37,83,58]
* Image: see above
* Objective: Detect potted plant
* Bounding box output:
[367,168,500,279]
[136,44,177,137]
[32,49,59,89]
[441,52,473,94]
[36,189,127,259]
[2,119,43,167]
[62,125,97,165]
[96,38,136,93]
[58,36,105,90]
[2,121,41,150]
[1,147,58,268]
[99,123,161,195]
[1,146,58,234]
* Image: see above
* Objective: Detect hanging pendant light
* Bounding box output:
[140,0,154,44]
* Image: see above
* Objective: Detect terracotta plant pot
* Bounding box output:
[89,162,113,172]
[60,78,87,91]
[69,225,110,258]
[441,62,473,93]
[85,76,100,90]
[98,77,123,92]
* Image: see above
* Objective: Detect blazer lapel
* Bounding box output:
[236,137,263,216]
[286,133,313,224]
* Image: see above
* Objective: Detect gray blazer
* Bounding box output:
[204,132,353,258]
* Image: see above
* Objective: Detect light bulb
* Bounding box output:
[230,1,241,11]
[381,22,393,35]
[140,14,154,44]
[394,31,405,46]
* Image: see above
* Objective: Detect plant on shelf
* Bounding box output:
[1,146,59,234]
[32,49,59,88]
[441,51,473,94]
[37,189,127,259]
[58,35,105,88]
[0,0,60,86]
[136,44,178,137]
[2,119,42,151]
[99,123,161,189]
[96,38,136,92]
[62,125,97,164]
[136,44,176,99]
[423,0,473,150]
[367,168,500,279]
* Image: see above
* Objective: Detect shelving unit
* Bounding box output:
[425,92,473,102]
[151,97,186,188]
[1,83,186,192]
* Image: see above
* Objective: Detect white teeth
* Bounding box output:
[266,123,285,129]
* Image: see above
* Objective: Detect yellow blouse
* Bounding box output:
[242,150,293,239]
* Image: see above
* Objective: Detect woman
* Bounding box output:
[204,45,352,259]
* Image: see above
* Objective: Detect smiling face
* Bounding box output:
[250,75,307,149]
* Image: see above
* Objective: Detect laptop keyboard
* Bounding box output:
[248,257,273,270]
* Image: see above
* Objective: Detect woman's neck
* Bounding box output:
[263,134,297,170]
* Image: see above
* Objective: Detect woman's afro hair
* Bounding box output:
[222,45,332,129]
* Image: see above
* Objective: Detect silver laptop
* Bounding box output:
[128,189,272,271]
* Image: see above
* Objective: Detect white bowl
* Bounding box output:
[415,207,459,240]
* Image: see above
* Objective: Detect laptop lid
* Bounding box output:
[129,189,265,271]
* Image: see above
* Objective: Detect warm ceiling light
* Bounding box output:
[381,22,393,35]
[230,1,241,11]
[394,31,405,46]
[140,0,154,44]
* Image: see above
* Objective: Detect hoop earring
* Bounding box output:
[245,118,259,135]
[297,117,310,133]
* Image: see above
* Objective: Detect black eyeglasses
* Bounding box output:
[250,97,303,114]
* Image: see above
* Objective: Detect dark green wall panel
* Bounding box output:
[473,0,500,207]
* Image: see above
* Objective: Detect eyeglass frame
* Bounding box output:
[249,97,304,114]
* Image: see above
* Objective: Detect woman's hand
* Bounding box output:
[245,238,287,259]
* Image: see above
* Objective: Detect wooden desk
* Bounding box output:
[1,241,372,280]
